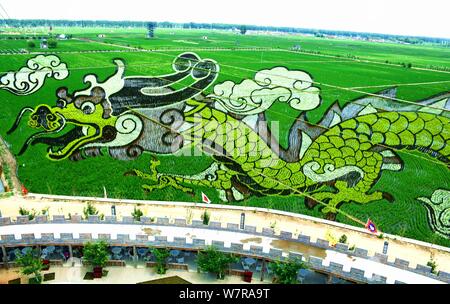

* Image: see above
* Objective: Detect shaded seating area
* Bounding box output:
[136,247,151,262]
[236,256,264,273]
[71,246,84,258]
[108,246,134,261]
[5,246,36,261]
[40,246,70,261]
[169,249,185,264]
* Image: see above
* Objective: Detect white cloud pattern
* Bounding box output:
[0,55,69,95]
[209,67,320,115]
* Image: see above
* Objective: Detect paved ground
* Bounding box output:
[0,264,266,284]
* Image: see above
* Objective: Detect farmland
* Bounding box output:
[0,27,449,247]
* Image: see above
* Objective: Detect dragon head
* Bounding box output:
[8,52,220,161]
[13,86,118,160]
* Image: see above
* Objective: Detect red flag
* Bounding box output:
[21,185,28,196]
[201,192,211,204]
[365,218,377,234]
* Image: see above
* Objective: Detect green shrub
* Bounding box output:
[338,234,348,244]
[83,241,109,268]
[131,207,144,221]
[47,39,57,48]
[196,246,238,279]
[83,202,99,219]
[427,259,438,274]
[27,40,35,48]
[151,248,170,274]
[269,258,307,284]
[201,210,210,225]
[15,248,44,284]
[19,207,36,221]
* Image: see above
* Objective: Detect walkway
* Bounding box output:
[0,222,443,284]
[0,193,449,274]
[0,264,267,284]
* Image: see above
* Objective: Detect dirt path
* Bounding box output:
[73,38,140,50]
[0,135,21,193]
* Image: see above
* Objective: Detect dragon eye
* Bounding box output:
[81,102,95,114]
[56,99,66,109]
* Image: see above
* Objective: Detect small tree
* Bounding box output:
[269,258,307,284]
[201,210,210,225]
[83,202,98,219]
[15,249,44,284]
[239,25,247,35]
[339,234,348,244]
[83,241,109,270]
[27,40,36,48]
[47,39,57,48]
[19,207,37,221]
[151,248,170,274]
[131,207,144,221]
[427,258,438,275]
[196,246,238,279]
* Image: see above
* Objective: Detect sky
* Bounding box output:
[0,0,449,38]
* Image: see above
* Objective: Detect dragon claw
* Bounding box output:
[123,170,138,177]
[310,181,385,215]
[382,192,395,203]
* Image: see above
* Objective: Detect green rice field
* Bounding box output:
[0,27,449,246]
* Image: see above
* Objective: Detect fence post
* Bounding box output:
[69,244,73,263]
[133,246,137,266]
[2,245,8,269]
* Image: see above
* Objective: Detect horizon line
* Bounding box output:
[1,18,450,41]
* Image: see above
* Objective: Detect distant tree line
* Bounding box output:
[1,19,449,45]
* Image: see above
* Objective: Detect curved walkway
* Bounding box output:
[1,193,449,275]
[0,222,444,284]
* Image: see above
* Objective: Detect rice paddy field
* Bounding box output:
[0,27,449,247]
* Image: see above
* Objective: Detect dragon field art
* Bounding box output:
[1,52,449,245]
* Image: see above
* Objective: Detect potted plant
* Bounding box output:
[151,248,170,275]
[269,258,307,284]
[196,246,238,280]
[42,259,50,271]
[131,207,144,221]
[82,241,109,278]
[15,248,45,284]
[201,210,210,225]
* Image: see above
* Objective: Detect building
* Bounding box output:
[40,39,48,49]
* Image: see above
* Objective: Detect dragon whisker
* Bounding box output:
[7,107,33,135]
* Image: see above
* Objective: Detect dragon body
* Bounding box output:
[134,98,449,216]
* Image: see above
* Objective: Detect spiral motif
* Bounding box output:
[192,60,216,79]
[115,114,140,135]
[172,53,199,73]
